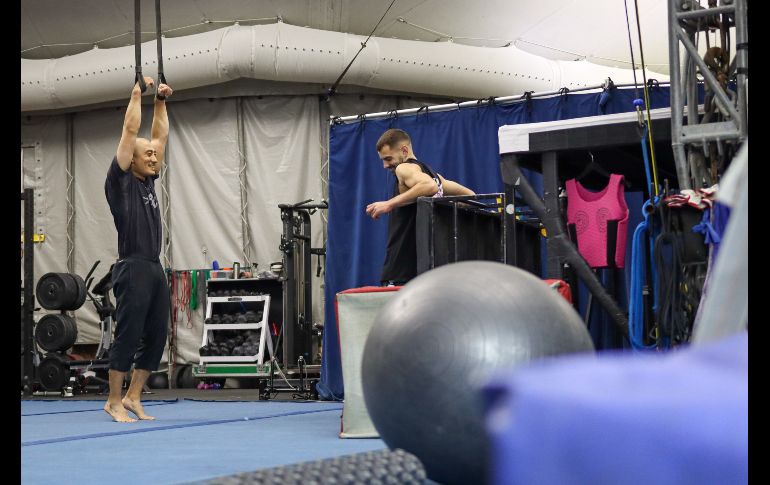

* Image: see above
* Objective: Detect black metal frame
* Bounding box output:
[278,199,328,370]
[415,192,543,277]
[416,193,506,272]
[497,117,676,337]
[21,189,35,396]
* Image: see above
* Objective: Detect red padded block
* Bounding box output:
[543,279,572,304]
[338,286,402,295]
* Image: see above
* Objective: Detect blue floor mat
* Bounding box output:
[21,398,178,416]
[21,399,387,484]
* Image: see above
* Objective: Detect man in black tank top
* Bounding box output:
[366,129,475,285]
[103,76,173,423]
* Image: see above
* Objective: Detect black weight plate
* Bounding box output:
[179,365,197,389]
[38,353,71,391]
[67,273,87,310]
[62,314,78,350]
[35,273,69,310]
[35,314,76,352]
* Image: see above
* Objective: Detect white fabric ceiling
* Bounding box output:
[22,0,673,74]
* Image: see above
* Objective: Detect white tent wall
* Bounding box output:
[21,86,453,366]
[242,96,323,326]
[165,98,242,364]
[21,116,69,330]
[21,117,68,274]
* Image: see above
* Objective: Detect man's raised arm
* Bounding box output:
[116,76,154,171]
[151,83,174,172]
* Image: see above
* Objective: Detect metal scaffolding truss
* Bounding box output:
[668,0,748,190]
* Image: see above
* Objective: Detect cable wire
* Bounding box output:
[325,0,398,99]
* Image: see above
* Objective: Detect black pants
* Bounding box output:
[110,257,169,372]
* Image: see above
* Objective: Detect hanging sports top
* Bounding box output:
[565,174,629,269]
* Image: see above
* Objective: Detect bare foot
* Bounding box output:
[104,402,137,423]
[122,397,155,420]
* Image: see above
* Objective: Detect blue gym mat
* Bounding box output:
[21,399,387,484]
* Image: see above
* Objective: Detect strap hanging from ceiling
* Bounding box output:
[134,0,168,96]
[134,0,146,92]
[155,0,167,98]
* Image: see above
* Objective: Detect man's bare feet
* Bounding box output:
[122,397,156,420]
[104,402,137,423]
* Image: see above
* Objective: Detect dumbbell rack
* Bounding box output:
[195,283,274,379]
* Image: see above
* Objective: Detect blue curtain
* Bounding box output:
[318,87,671,400]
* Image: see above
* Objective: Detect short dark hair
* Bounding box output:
[376,129,411,152]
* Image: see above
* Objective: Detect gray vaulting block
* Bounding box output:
[336,286,401,438]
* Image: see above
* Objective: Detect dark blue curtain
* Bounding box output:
[318,87,671,400]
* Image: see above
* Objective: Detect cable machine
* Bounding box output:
[278,199,328,371]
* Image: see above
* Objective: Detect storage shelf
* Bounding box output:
[207,296,269,302]
[199,355,262,363]
[200,283,274,370]
[203,323,263,330]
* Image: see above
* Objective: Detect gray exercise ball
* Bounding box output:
[361,261,595,485]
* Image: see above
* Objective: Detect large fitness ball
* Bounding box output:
[361,261,595,485]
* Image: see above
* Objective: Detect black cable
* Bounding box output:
[325,0,398,99]
[631,0,660,194]
[622,0,639,100]
[653,207,696,346]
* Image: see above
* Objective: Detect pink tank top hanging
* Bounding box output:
[565,174,629,268]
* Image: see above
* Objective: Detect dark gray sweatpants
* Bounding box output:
[110,257,169,372]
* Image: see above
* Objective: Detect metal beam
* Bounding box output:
[668,0,747,190]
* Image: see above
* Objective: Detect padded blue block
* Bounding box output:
[482,333,748,485]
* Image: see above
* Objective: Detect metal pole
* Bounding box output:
[160,145,172,269]
[734,0,748,140]
[66,114,76,274]
[452,201,459,262]
[500,193,507,264]
[22,188,35,396]
[330,83,669,124]
[236,97,253,270]
[280,208,295,369]
[302,211,313,360]
[668,0,691,190]
[676,29,740,123]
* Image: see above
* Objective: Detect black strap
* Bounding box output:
[567,223,578,245]
[606,220,618,269]
[407,158,440,182]
[134,0,146,92]
[134,0,168,97]
[521,90,534,118]
[155,0,167,88]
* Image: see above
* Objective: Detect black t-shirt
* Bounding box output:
[104,156,162,261]
[380,159,441,283]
